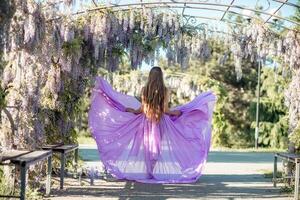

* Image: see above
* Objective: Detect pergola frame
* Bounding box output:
[59,0,300,31]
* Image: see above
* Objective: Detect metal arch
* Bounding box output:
[220,0,235,21]
[74,1,300,27]
[271,0,300,9]
[47,0,300,23]
[264,0,287,24]
[92,0,98,6]
[49,0,300,10]
[45,0,300,31]
[182,14,291,31]
[182,2,186,16]
[69,4,294,30]
[183,14,243,26]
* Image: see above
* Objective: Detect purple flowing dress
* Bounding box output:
[88,77,216,183]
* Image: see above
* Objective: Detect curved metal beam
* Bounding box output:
[84,1,300,26]
[46,0,300,10]
[183,14,290,31]
[183,14,243,26]
[220,0,235,21]
[271,0,300,9]
[70,4,292,30]
[265,0,287,24]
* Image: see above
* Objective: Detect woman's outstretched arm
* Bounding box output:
[125,88,143,114]
[164,89,181,116]
[165,109,181,116]
[125,107,142,114]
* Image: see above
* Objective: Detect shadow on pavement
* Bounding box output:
[50,174,289,200]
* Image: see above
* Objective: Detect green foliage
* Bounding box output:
[167,51,257,148]
[112,43,127,57]
[248,67,289,149]
[0,172,8,194]
[0,166,43,199]
[0,83,8,110]
[62,37,84,57]
[41,78,84,144]
[40,32,99,147]
[0,0,15,51]
[0,57,8,110]
[0,167,12,195]
[289,122,300,148]
[159,45,289,148]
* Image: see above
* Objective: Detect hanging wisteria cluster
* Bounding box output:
[227,20,300,81]
[62,10,210,71]
[1,0,90,150]
[6,0,299,75]
[283,30,300,70]
[285,69,300,136]
[109,71,211,105]
[225,21,274,81]
[39,4,213,72]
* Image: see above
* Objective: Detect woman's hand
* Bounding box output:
[172,110,182,117]
[165,109,182,116]
[125,108,135,113]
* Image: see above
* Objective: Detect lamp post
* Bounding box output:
[255,57,262,149]
[242,9,261,149]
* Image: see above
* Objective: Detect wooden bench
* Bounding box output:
[0,150,52,200]
[42,144,78,189]
[273,152,300,200]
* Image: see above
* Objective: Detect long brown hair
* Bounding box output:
[142,67,167,122]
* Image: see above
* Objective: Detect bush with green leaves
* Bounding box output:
[248,67,289,149]
[0,83,8,110]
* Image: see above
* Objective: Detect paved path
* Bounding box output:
[47,147,291,200]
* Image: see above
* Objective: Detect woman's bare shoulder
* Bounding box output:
[141,87,145,100]
[165,87,171,98]
[165,87,170,94]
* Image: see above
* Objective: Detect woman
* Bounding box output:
[125,67,181,119]
[89,67,216,183]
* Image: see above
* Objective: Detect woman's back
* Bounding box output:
[141,67,167,122]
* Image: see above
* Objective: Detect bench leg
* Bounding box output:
[46,156,52,196]
[60,153,65,189]
[273,155,277,187]
[20,164,27,200]
[295,162,300,200]
[90,167,94,186]
[74,148,78,179]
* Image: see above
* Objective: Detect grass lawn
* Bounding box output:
[211,146,286,153]
[77,135,96,145]
[78,135,286,153]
